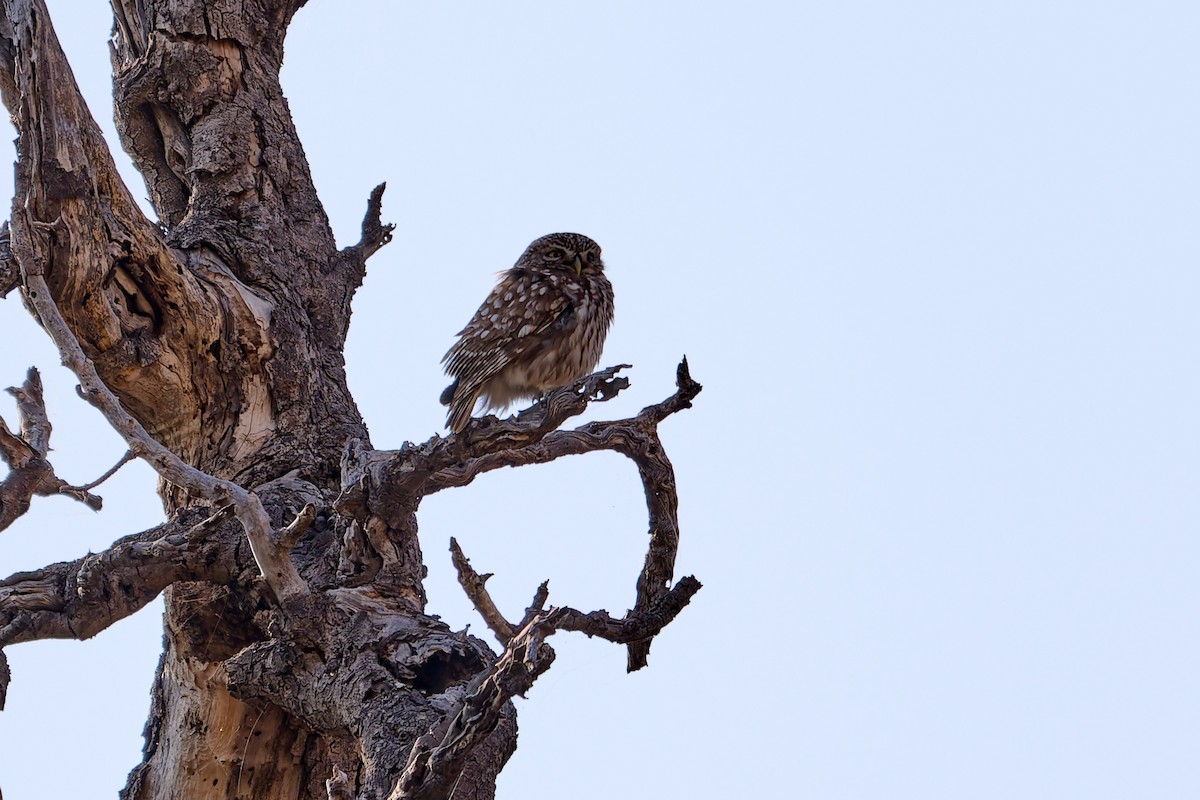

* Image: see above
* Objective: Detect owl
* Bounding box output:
[441,232,615,433]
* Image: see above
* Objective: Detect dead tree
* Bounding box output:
[0,2,700,798]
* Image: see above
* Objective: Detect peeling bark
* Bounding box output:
[0,1,700,798]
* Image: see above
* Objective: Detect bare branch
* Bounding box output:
[348,182,396,261]
[20,271,308,602]
[518,580,551,631]
[449,538,515,644]
[360,365,632,503]
[5,366,49,454]
[0,368,106,531]
[550,576,701,643]
[427,358,702,670]
[75,449,136,491]
[425,359,697,494]
[394,578,700,800]
[0,507,240,647]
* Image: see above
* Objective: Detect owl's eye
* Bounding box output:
[586,251,598,263]
[544,249,564,261]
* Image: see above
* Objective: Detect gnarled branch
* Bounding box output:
[0,367,106,532]
[361,364,632,500]
[431,358,701,670]
[347,182,396,262]
[0,220,14,297]
[449,537,515,644]
[0,506,241,647]
[427,358,699,494]
[396,572,701,800]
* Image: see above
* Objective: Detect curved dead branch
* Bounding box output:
[358,363,633,498]
[430,358,702,670]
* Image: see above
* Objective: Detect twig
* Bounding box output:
[449,538,515,644]
[76,449,136,491]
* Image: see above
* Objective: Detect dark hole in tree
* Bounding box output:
[411,649,485,695]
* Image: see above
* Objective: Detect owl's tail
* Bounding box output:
[441,378,478,433]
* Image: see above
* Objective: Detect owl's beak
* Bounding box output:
[572,254,582,275]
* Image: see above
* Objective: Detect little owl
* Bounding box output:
[441,232,615,432]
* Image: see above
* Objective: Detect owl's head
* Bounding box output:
[518,232,604,276]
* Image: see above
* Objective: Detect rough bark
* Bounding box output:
[0,2,700,798]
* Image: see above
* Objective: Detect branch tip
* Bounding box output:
[354,181,395,260]
[450,538,516,643]
[76,449,136,491]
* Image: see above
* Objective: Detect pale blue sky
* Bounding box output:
[1,1,1198,798]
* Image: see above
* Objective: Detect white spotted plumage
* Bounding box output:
[440,233,615,433]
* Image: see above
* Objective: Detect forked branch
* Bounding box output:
[427,359,699,493]
[0,367,106,532]
[434,358,702,670]
[397,567,701,800]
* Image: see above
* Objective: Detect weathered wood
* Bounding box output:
[450,537,516,644]
[0,368,104,532]
[0,1,700,797]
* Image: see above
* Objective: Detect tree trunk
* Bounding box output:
[0,2,699,798]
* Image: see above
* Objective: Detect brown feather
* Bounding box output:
[441,233,614,432]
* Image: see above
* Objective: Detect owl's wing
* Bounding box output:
[442,269,573,399]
